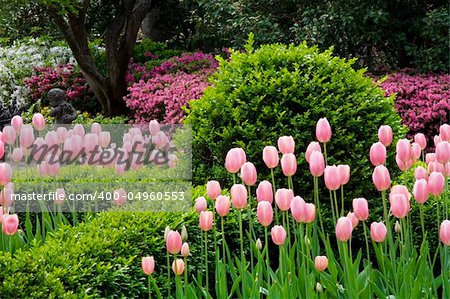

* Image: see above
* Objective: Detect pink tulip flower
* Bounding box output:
[426,153,436,164]
[271,225,287,245]
[353,198,369,221]
[0,141,4,159]
[372,165,391,191]
[263,146,279,169]
[32,113,46,131]
[436,141,450,164]
[181,243,190,257]
[335,217,353,242]
[215,195,231,217]
[11,148,23,162]
[396,139,412,163]
[389,193,410,219]
[257,201,273,227]
[91,123,102,134]
[241,162,257,185]
[370,222,387,243]
[305,142,321,163]
[275,188,294,211]
[347,212,359,228]
[440,124,450,141]
[411,143,421,162]
[3,126,16,145]
[256,180,273,203]
[316,118,332,143]
[378,125,393,146]
[413,179,428,204]
[11,115,23,133]
[414,166,428,181]
[414,133,427,150]
[166,230,183,254]
[314,256,328,272]
[370,142,386,166]
[142,256,155,275]
[0,163,12,186]
[428,171,445,196]
[309,151,325,177]
[225,148,246,173]
[440,220,450,246]
[99,132,111,148]
[278,136,295,154]
[324,165,341,190]
[231,184,248,209]
[338,165,350,185]
[199,211,213,231]
[195,196,207,213]
[281,153,297,177]
[149,120,160,136]
[206,180,221,199]
[2,214,19,235]
[172,259,185,276]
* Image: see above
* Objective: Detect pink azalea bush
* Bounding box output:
[380,70,450,146]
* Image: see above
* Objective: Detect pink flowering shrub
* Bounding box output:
[125,72,211,124]
[24,64,94,110]
[380,70,450,145]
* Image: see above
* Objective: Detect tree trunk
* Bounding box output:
[142,6,164,41]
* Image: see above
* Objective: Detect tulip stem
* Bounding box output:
[314,177,325,238]
[238,210,245,295]
[333,190,339,222]
[184,257,188,296]
[247,185,254,272]
[363,222,370,263]
[420,204,425,242]
[340,185,345,217]
[148,275,152,299]
[271,169,279,225]
[221,217,226,264]
[205,231,209,294]
[264,226,270,283]
[166,253,170,298]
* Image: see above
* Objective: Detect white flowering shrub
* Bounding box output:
[0,38,74,109]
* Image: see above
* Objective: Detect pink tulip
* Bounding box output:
[0,163,12,186]
[91,123,102,134]
[0,131,4,143]
[3,126,16,145]
[309,151,325,177]
[231,184,247,209]
[426,153,436,165]
[0,141,4,159]
[395,154,412,171]
[372,165,391,191]
[414,166,428,181]
[241,162,257,185]
[391,185,411,201]
[84,133,99,154]
[275,188,294,211]
[142,256,155,275]
[199,211,213,231]
[347,212,359,228]
[256,181,273,203]
[152,131,168,149]
[278,136,295,154]
[172,259,185,276]
[396,139,411,162]
[445,162,450,176]
[263,146,279,169]
[11,148,23,162]
[0,184,13,207]
[2,214,19,235]
[428,162,445,174]
[149,120,160,136]
[413,179,428,204]
[99,132,111,148]
[440,220,450,246]
[225,148,246,173]
[290,196,306,222]
[305,142,321,163]
[324,165,341,190]
[370,142,386,166]
[314,256,328,272]
[411,143,421,161]
[257,201,274,227]
[434,135,442,147]
[73,124,85,138]
[215,195,231,217]
[271,225,287,245]
[428,172,445,196]
[389,193,410,219]
[206,180,221,199]
[45,131,59,148]
[316,118,332,143]
[353,198,369,221]
[440,124,450,141]
[414,133,427,150]
[166,230,183,254]
[370,222,387,243]
[32,113,46,131]
[338,165,350,185]
[378,125,393,146]
[181,242,190,257]
[335,217,353,242]
[10,116,23,133]
[56,127,68,144]
[281,153,297,176]
[194,196,207,212]
[113,188,127,206]
[436,141,450,164]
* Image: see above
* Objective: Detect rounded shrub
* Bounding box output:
[186,37,406,204]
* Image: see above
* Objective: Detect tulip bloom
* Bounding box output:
[149,120,160,136]
[370,142,386,166]
[370,222,387,243]
[257,201,274,227]
[241,162,257,185]
[305,142,321,163]
[11,115,23,133]
[206,180,221,199]
[414,166,428,181]
[172,259,185,276]
[256,181,273,203]
[199,211,213,231]
[0,163,12,186]
[2,214,19,235]
[413,179,428,204]
[291,196,315,223]
[428,172,445,196]
[11,148,23,162]
[428,162,445,174]
[231,184,248,209]
[337,165,350,185]
[0,141,4,159]
[389,194,410,219]
[314,256,328,272]
[181,242,190,257]
[372,165,391,191]
[32,113,46,131]
[3,126,16,145]
[411,143,421,161]
[215,195,231,217]
[353,198,369,221]
[324,165,341,190]
[166,230,183,254]
[378,125,393,146]
[263,146,279,168]
[275,188,294,211]
[316,118,332,143]
[347,212,359,228]
[414,133,427,150]
[271,225,287,245]
[396,139,412,162]
[440,124,450,141]
[436,141,450,164]
[278,136,295,154]
[440,220,450,246]
[142,256,155,275]
[225,148,246,173]
[195,197,207,212]
[309,151,325,177]
[281,153,297,176]
[335,217,353,242]
[426,153,436,164]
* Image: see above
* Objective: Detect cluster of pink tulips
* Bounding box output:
[142,119,449,298]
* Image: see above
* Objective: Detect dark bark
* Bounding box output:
[46,0,162,116]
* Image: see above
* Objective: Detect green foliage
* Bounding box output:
[133,39,181,64]
[72,112,129,125]
[186,40,406,205]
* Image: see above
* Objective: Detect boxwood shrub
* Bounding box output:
[186,37,406,208]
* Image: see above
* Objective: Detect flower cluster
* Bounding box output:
[380,70,450,148]
[24,64,92,103]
